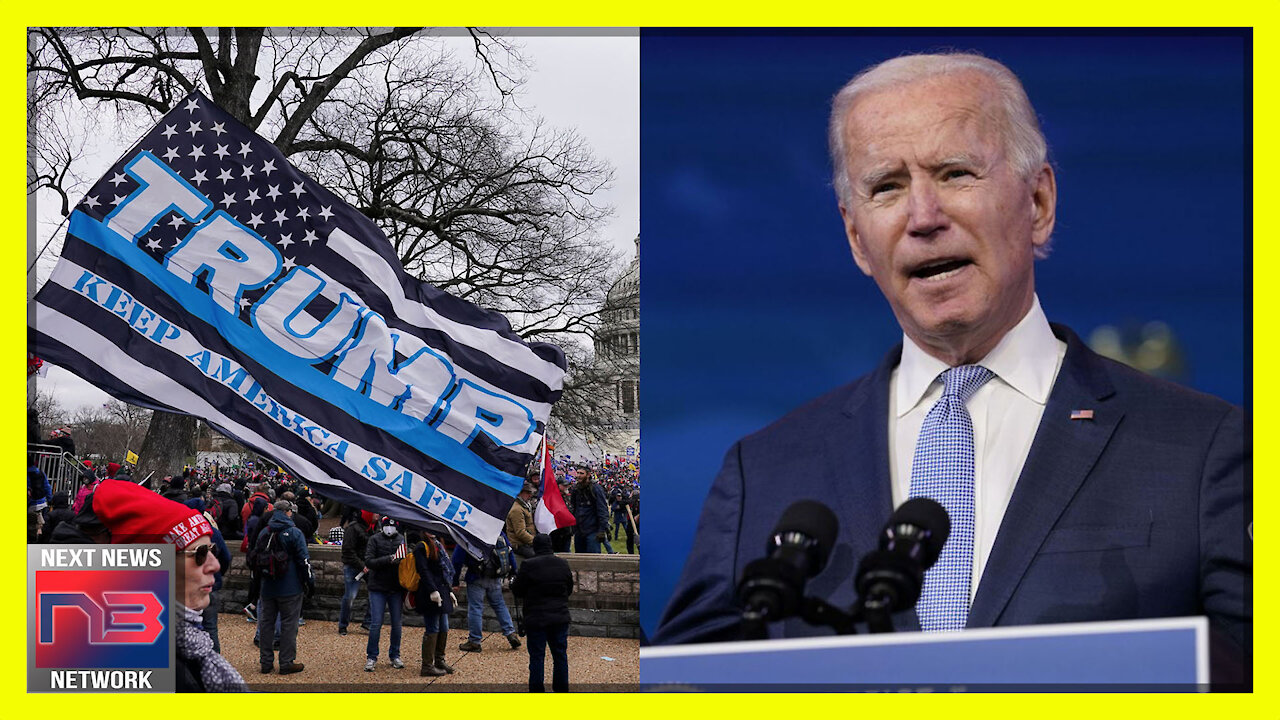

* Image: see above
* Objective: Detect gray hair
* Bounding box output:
[828,52,1048,208]
[274,499,296,514]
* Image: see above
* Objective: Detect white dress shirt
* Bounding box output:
[888,295,1067,601]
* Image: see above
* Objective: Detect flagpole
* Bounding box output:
[536,434,547,477]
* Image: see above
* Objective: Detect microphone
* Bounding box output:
[854,497,950,627]
[736,500,839,634]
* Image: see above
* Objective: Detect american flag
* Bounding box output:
[392,542,407,561]
[31,92,566,554]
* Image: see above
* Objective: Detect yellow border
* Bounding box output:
[6,13,1271,714]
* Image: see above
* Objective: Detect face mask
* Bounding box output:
[382,525,396,536]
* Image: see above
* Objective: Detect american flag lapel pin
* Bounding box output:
[1070,409,1095,420]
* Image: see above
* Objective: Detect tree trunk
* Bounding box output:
[136,411,196,483]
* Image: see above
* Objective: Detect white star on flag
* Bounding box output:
[238,296,252,310]
[163,147,181,162]
[247,213,264,229]
[189,145,206,160]
[183,97,200,112]
[266,185,282,201]
[238,142,253,158]
[217,167,235,183]
[211,121,226,136]
[191,169,208,187]
[272,209,289,226]
[241,165,255,179]
[186,121,202,137]
[245,189,261,205]
[261,160,276,176]
[109,173,128,186]
[282,256,296,271]
[319,206,334,221]
[295,206,310,221]
[167,215,186,229]
[303,229,318,246]
[146,238,162,250]
[111,194,126,205]
[219,192,236,207]
[290,182,306,198]
[161,124,178,139]
[83,195,101,209]
[278,233,294,249]
[214,144,230,159]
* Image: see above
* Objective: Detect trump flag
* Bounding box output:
[31,92,566,553]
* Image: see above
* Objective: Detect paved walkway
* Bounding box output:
[217,613,639,692]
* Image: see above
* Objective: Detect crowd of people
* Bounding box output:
[542,453,641,555]
[26,434,636,692]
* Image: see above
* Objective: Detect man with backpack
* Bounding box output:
[253,499,313,675]
[451,533,521,652]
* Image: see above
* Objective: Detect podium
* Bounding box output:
[640,616,1209,691]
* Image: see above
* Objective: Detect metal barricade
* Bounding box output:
[28,443,90,500]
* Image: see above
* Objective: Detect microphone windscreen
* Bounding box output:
[774,499,839,557]
[891,497,950,566]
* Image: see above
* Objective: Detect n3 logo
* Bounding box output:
[38,592,165,645]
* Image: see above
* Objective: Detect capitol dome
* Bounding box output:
[592,236,640,449]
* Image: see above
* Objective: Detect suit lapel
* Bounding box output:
[824,344,917,628]
[968,325,1122,628]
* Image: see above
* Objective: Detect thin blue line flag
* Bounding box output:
[31,92,567,554]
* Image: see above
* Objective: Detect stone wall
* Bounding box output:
[217,545,639,639]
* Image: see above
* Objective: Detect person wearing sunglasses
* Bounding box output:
[54,479,249,691]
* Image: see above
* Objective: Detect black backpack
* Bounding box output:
[251,529,290,579]
[480,535,514,579]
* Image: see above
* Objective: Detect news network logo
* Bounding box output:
[28,545,175,692]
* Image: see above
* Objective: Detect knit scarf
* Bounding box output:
[175,604,248,692]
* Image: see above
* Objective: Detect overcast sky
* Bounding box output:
[31,29,639,417]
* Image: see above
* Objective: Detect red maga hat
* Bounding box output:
[92,480,213,548]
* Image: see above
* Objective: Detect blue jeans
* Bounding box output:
[338,566,369,630]
[573,532,600,554]
[423,612,449,634]
[526,623,569,692]
[366,590,403,661]
[466,576,515,642]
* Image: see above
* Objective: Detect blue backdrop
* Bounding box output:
[639,30,1250,638]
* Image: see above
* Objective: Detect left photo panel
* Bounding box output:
[26,27,639,692]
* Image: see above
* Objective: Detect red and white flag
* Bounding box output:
[534,440,576,534]
[392,542,407,561]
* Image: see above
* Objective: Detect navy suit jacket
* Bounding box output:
[654,325,1250,661]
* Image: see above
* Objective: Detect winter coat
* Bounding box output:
[364,529,406,593]
[257,512,313,599]
[294,497,319,541]
[240,491,271,530]
[185,498,232,592]
[569,481,610,536]
[213,491,242,539]
[505,499,536,549]
[412,540,455,617]
[341,520,370,570]
[39,491,75,543]
[511,535,573,629]
[28,466,51,509]
[240,497,269,553]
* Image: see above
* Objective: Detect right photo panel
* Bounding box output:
[640,29,1250,691]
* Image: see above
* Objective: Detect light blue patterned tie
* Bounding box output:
[908,364,994,632]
